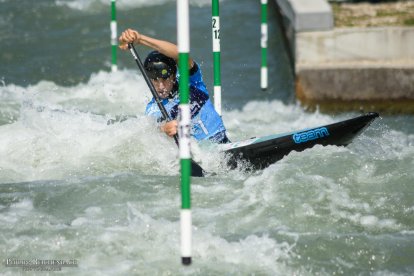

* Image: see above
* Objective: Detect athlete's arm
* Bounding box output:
[119,29,194,69]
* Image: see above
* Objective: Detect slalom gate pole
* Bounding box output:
[260,0,268,90]
[111,0,117,72]
[177,0,192,266]
[212,0,222,116]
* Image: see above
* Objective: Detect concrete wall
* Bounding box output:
[297,66,414,100]
[275,0,333,32]
[296,27,414,64]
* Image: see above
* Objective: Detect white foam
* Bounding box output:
[122,202,297,274]
[360,215,379,227]
[224,100,334,140]
[0,199,34,226]
[0,108,178,182]
[0,70,181,182]
[71,217,88,226]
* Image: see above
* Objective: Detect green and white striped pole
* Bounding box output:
[260,0,268,90]
[110,0,117,72]
[177,0,192,266]
[212,0,222,115]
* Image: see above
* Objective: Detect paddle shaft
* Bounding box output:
[128,43,179,145]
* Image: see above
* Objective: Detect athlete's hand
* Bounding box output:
[160,120,178,137]
[119,29,142,50]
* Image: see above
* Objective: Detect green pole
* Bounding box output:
[111,0,117,72]
[177,0,192,266]
[261,0,268,90]
[212,0,222,115]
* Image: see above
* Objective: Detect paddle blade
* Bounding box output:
[191,160,204,177]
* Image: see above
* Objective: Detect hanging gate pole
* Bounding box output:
[177,0,192,266]
[110,0,117,72]
[212,0,222,115]
[260,0,268,90]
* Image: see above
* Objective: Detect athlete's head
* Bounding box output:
[144,51,177,99]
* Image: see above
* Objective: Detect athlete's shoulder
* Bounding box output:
[189,62,208,94]
[189,62,201,79]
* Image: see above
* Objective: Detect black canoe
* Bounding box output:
[220,112,379,169]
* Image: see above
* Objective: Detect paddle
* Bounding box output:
[127,43,205,177]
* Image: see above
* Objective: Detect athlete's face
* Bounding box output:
[151,75,175,99]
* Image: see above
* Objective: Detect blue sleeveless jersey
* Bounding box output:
[145,63,226,141]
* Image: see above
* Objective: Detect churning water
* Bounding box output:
[1,0,413,275]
